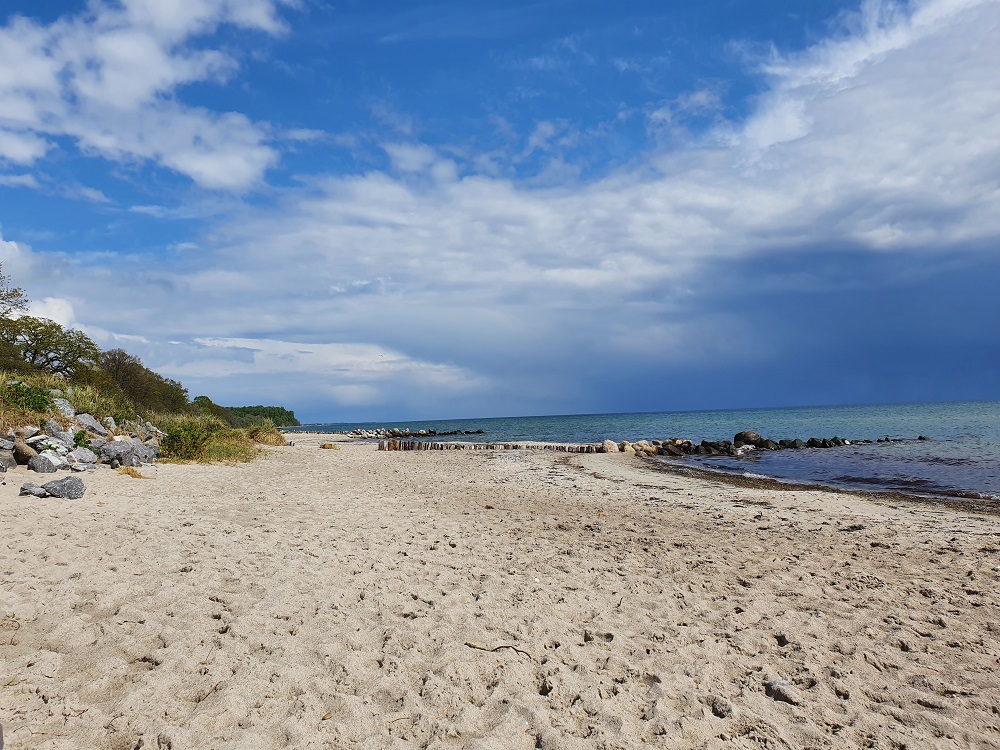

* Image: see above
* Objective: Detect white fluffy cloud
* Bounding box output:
[3,0,998,417]
[0,0,291,188]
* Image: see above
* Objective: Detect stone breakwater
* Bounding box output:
[612,430,887,458]
[379,430,927,456]
[378,440,601,453]
[350,427,486,440]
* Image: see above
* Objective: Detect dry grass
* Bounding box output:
[247,424,288,446]
[117,466,147,479]
[320,443,340,450]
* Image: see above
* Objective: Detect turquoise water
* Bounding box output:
[289,401,1000,502]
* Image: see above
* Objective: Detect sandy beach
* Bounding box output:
[1,433,998,749]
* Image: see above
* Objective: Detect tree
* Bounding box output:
[97,348,190,413]
[0,261,27,319]
[0,316,100,379]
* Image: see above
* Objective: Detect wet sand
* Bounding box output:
[1,433,997,749]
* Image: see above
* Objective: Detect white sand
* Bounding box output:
[1,433,998,749]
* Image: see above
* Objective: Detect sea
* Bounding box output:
[288,401,1000,503]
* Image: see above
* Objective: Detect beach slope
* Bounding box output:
[1,433,997,748]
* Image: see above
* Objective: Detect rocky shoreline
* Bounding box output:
[600,430,926,458]
[377,429,927,456]
[1,391,163,499]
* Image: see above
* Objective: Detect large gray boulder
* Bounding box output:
[41,421,75,450]
[0,450,14,471]
[734,431,762,446]
[17,425,40,439]
[19,477,87,499]
[75,413,108,437]
[103,416,118,432]
[100,440,137,468]
[27,435,69,454]
[133,439,159,463]
[0,438,14,451]
[69,446,98,465]
[43,419,65,437]
[53,397,76,418]
[39,449,68,468]
[42,476,86,499]
[28,454,59,473]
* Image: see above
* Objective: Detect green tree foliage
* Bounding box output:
[193,395,231,421]
[225,405,300,426]
[0,316,100,379]
[1,262,37,373]
[0,261,27,319]
[192,396,300,427]
[97,348,190,414]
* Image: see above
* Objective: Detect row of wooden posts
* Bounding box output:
[377,439,602,453]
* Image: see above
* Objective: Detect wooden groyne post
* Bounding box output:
[378,439,601,453]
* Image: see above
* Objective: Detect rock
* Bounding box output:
[100,441,137,468]
[27,435,69,454]
[75,413,108,437]
[0,450,15,471]
[13,440,37,464]
[41,476,86,499]
[28,454,59,473]
[19,482,49,498]
[0,438,13,451]
[43,418,65,438]
[69,447,98,465]
[52,397,76,418]
[601,439,620,453]
[17,425,40,439]
[131,438,158,463]
[103,416,118,432]
[806,437,824,448]
[734,431,762,445]
[40,450,68,468]
[760,439,779,450]
[660,444,685,457]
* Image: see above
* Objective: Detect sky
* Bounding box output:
[0,0,998,423]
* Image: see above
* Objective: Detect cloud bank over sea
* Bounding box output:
[1,0,998,420]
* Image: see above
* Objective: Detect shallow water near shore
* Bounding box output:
[291,400,1000,502]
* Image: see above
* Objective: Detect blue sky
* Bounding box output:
[1,0,998,422]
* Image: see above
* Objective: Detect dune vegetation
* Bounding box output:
[0,262,295,462]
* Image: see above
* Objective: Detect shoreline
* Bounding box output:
[639,455,1000,516]
[342,432,1000,513]
[2,435,998,748]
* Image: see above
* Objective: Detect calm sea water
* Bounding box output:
[289,401,1000,502]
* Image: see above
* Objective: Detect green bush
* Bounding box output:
[161,421,217,460]
[1,381,54,412]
